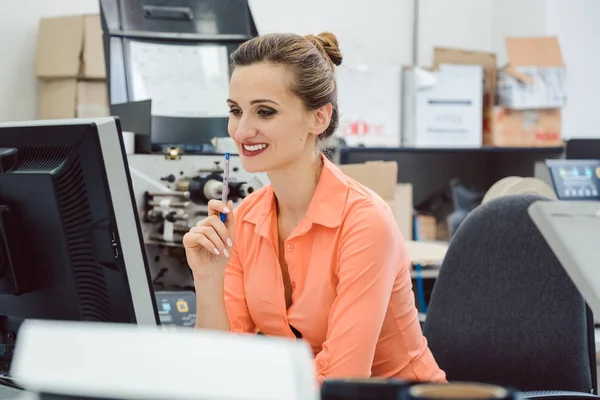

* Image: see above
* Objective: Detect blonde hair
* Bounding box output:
[230,32,343,140]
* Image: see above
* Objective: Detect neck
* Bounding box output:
[267,150,323,223]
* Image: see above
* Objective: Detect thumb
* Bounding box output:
[225,200,235,239]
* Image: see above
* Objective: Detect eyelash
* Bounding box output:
[228,108,276,118]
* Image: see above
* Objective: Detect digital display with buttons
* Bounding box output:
[155,291,196,328]
[546,159,600,201]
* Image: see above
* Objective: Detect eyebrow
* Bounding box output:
[226,99,280,106]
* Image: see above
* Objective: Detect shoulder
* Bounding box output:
[326,160,396,227]
[340,178,399,243]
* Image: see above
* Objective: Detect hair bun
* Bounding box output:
[306,32,343,67]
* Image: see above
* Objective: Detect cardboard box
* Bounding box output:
[402,64,483,148]
[336,66,402,147]
[393,184,413,241]
[36,14,106,79]
[38,79,109,119]
[337,161,414,239]
[433,48,497,139]
[338,161,398,199]
[415,214,437,241]
[486,107,562,147]
[35,14,108,120]
[497,37,566,109]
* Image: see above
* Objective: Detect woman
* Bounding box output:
[183,31,446,384]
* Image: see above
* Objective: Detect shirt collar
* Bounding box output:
[243,154,349,237]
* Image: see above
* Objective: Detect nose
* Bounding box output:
[230,116,258,142]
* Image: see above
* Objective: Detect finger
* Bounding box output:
[224,200,235,235]
[207,214,233,248]
[182,231,221,256]
[194,215,232,246]
[190,226,228,257]
[207,199,231,218]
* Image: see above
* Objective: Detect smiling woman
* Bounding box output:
[224,32,341,174]
[183,32,446,385]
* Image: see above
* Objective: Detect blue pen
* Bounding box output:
[220,152,230,223]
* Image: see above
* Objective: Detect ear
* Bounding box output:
[308,103,333,138]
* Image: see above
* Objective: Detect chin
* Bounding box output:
[238,155,269,174]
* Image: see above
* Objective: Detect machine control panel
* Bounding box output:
[155,291,196,328]
[546,159,600,201]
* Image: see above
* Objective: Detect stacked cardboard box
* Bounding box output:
[491,37,565,147]
[402,37,565,148]
[35,14,109,119]
[402,50,486,148]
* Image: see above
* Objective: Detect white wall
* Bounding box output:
[545,0,600,139]
[417,0,493,66]
[490,0,548,65]
[250,0,494,68]
[0,0,99,122]
[1,0,599,139]
[250,0,415,69]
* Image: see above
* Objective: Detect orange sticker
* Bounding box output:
[176,299,189,313]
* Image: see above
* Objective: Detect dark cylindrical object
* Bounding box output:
[228,181,254,200]
[321,378,409,400]
[188,177,222,204]
[186,174,255,204]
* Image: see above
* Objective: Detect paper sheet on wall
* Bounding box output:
[129,42,230,118]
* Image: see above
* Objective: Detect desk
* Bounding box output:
[2,330,600,398]
[410,268,440,279]
[0,385,22,399]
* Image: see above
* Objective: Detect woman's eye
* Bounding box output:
[228,109,241,116]
[258,109,276,118]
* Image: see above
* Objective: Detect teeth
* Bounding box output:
[243,143,268,152]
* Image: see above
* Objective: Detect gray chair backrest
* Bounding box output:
[423,194,595,392]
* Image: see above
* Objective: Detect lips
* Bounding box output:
[241,143,269,157]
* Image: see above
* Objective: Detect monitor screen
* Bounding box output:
[566,139,600,160]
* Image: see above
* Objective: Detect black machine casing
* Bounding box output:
[99,0,258,152]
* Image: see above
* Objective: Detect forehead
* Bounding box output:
[229,62,295,103]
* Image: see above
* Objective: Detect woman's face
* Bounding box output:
[227,62,329,173]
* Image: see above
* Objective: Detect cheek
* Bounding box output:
[281,115,310,141]
[227,118,237,138]
[273,120,306,147]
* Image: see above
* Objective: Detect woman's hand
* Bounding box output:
[183,199,235,279]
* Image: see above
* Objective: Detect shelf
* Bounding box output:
[342,146,565,154]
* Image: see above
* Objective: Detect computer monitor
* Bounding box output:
[566,139,600,160]
[0,117,158,374]
[528,201,600,316]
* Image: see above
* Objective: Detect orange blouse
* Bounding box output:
[224,155,446,383]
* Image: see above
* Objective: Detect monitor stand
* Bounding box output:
[0,315,22,376]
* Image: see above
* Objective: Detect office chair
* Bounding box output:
[423,194,598,398]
